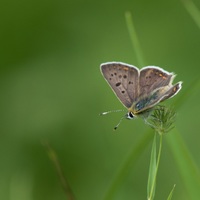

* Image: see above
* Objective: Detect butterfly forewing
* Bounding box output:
[100,62,139,108]
[139,67,174,97]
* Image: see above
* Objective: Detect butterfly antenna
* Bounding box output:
[114,115,126,130]
[100,109,125,116]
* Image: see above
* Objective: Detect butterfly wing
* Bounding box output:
[139,66,174,97]
[100,62,139,108]
[160,81,182,102]
[133,66,182,113]
[134,82,182,113]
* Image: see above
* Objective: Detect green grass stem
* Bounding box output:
[125,11,146,67]
[182,0,200,29]
[147,133,163,200]
[104,130,153,200]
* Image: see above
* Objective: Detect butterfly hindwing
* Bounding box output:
[133,81,182,113]
[160,82,182,102]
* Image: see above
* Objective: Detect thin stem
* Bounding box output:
[104,131,153,200]
[125,11,146,67]
[148,133,163,200]
[43,141,75,200]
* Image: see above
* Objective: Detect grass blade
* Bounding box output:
[167,185,176,200]
[104,130,153,200]
[182,0,200,29]
[125,11,146,67]
[147,133,157,200]
[166,128,200,199]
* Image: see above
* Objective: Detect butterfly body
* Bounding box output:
[100,62,182,120]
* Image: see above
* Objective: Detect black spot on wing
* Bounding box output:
[123,75,127,78]
[116,82,121,87]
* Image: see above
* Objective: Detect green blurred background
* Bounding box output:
[1,0,200,199]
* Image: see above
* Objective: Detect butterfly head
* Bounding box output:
[126,111,135,120]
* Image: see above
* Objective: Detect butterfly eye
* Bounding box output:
[127,112,135,120]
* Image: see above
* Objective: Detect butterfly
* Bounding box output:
[100,62,182,129]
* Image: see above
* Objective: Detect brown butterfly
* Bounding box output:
[100,62,182,129]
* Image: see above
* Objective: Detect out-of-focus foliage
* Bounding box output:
[1,0,200,199]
